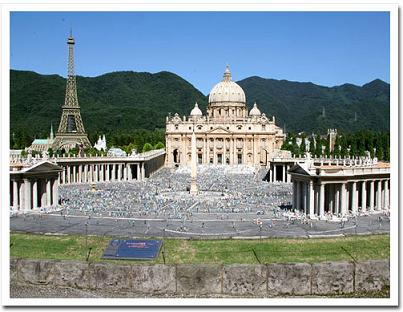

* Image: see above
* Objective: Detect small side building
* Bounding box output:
[289,157,390,219]
[10,161,62,212]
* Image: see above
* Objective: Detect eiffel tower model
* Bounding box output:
[53,32,91,152]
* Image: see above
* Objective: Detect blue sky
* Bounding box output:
[11,11,389,94]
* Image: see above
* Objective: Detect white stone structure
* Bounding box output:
[165,66,285,167]
[94,135,107,151]
[289,157,390,219]
[9,161,62,211]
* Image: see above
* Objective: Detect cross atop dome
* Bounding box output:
[223,64,232,82]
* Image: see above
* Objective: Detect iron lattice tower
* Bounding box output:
[53,32,91,151]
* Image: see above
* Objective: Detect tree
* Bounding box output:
[142,143,153,153]
[47,148,54,157]
[154,142,165,149]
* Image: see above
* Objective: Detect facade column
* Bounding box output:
[127,164,132,180]
[118,164,122,181]
[62,167,66,184]
[319,183,325,218]
[282,165,286,183]
[136,164,140,181]
[296,181,301,211]
[52,178,59,206]
[376,180,382,211]
[335,184,340,215]
[123,165,127,181]
[46,179,52,206]
[13,180,19,209]
[112,164,116,181]
[273,164,277,183]
[141,162,146,180]
[23,179,31,211]
[105,165,110,182]
[351,181,357,214]
[309,180,315,218]
[32,180,38,209]
[369,180,375,211]
[67,166,71,184]
[72,165,76,183]
[361,181,367,212]
[78,165,82,183]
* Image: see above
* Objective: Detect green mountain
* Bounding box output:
[10,70,207,139]
[10,70,389,144]
[237,76,389,133]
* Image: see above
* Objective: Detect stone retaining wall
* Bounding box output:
[10,259,389,297]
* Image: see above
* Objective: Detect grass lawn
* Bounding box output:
[10,232,389,265]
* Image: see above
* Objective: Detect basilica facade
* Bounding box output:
[165,66,285,167]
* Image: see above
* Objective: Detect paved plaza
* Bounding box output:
[10,166,390,238]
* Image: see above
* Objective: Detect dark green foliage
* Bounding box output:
[10,70,390,149]
[237,77,390,133]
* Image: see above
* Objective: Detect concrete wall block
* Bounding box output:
[10,259,19,283]
[132,265,176,294]
[267,263,311,296]
[355,260,390,292]
[53,261,91,289]
[223,264,267,296]
[312,262,354,295]
[17,259,55,285]
[176,264,222,295]
[94,263,132,290]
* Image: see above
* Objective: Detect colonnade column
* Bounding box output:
[23,178,31,211]
[319,183,325,218]
[112,164,116,181]
[384,180,389,209]
[46,179,52,206]
[369,180,375,211]
[84,165,88,183]
[309,181,315,218]
[127,164,132,180]
[100,164,104,182]
[52,178,59,206]
[376,180,382,210]
[32,180,38,210]
[361,181,367,212]
[287,165,291,183]
[302,182,307,214]
[296,181,301,211]
[351,181,357,214]
[117,164,122,181]
[292,181,297,210]
[13,180,19,209]
[340,183,347,216]
[328,184,334,215]
[334,185,340,215]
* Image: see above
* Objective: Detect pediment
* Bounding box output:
[22,161,63,173]
[207,127,232,134]
[288,163,311,176]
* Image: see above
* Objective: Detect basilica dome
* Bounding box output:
[208,65,246,105]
